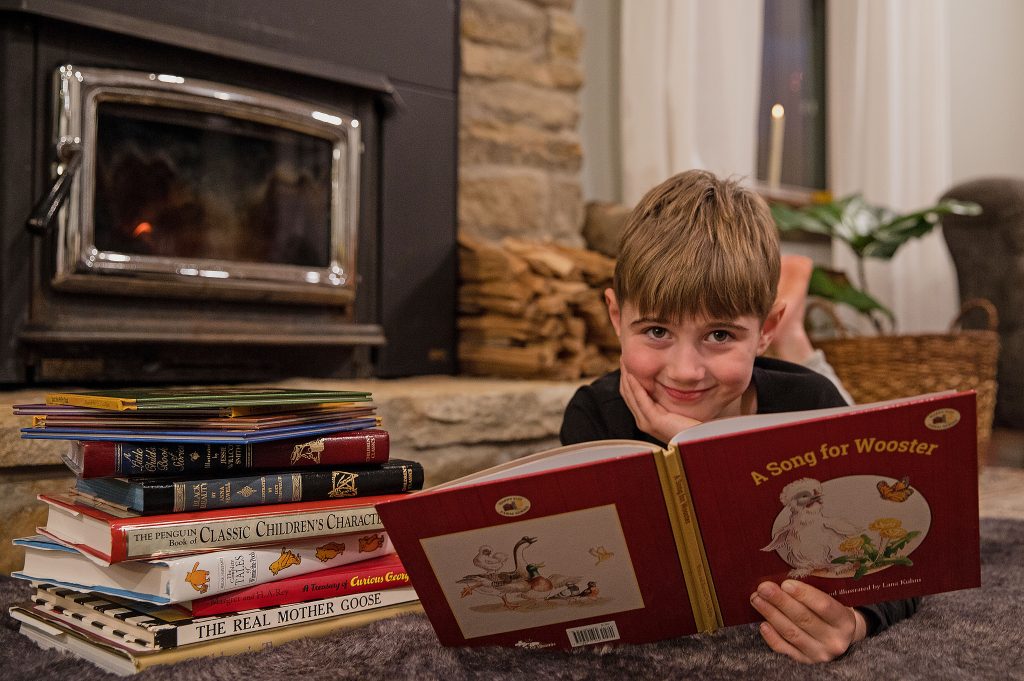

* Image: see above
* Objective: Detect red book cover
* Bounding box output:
[66,429,390,478]
[676,390,980,627]
[189,553,410,617]
[378,443,698,649]
[377,391,981,650]
[38,491,407,565]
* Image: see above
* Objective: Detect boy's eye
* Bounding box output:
[707,329,733,343]
[644,326,670,340]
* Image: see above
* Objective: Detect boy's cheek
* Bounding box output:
[619,348,659,391]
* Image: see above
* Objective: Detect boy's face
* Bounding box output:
[606,290,781,423]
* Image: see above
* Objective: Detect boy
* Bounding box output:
[560,170,917,664]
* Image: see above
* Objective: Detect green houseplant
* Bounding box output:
[770,195,981,332]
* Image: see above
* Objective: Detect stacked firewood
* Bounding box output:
[458,234,620,380]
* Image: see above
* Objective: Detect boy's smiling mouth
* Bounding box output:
[660,383,712,402]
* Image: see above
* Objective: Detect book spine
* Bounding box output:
[46,394,132,410]
[79,461,421,514]
[112,503,388,562]
[662,446,720,633]
[177,586,418,645]
[66,430,391,478]
[32,588,178,648]
[190,556,410,617]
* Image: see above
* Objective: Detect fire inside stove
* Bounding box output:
[95,102,333,268]
[52,65,361,304]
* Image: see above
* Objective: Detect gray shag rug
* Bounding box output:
[3,517,1023,681]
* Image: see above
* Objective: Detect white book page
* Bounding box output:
[427,440,657,491]
[670,391,955,446]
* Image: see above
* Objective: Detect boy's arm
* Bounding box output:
[856,598,921,636]
[750,580,867,664]
[560,387,611,445]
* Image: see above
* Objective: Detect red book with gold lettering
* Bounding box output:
[188,552,410,617]
[63,429,390,478]
[36,491,406,565]
[378,391,981,649]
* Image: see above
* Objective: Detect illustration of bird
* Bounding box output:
[761,478,861,578]
[457,536,535,598]
[574,581,600,599]
[493,562,583,608]
[545,580,582,600]
[472,545,509,576]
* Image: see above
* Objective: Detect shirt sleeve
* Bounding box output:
[856,597,922,636]
[801,349,855,406]
[559,387,607,445]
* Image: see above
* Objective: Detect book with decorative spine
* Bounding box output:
[10,597,423,676]
[19,584,418,649]
[63,429,390,478]
[13,531,395,605]
[35,490,400,564]
[43,387,372,411]
[189,552,411,617]
[73,459,423,514]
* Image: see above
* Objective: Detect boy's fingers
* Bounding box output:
[752,582,855,662]
[779,580,850,627]
[757,621,814,665]
[750,585,825,659]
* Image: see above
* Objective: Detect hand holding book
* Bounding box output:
[618,368,701,444]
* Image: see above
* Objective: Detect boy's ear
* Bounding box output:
[756,301,786,355]
[604,288,622,336]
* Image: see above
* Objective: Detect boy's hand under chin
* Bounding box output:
[619,367,701,444]
[750,579,868,664]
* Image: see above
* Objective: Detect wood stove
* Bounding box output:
[0,1,458,383]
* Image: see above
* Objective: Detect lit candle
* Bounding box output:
[768,103,785,190]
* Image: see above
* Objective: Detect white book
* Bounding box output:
[12,530,393,604]
[10,597,424,676]
[15,586,419,648]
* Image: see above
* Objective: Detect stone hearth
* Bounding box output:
[0,377,581,574]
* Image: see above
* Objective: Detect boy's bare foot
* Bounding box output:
[768,255,816,363]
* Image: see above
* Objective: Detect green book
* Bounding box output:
[44,387,372,412]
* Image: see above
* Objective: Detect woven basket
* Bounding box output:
[811,298,1000,466]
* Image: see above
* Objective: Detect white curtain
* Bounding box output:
[827,0,959,334]
[619,0,765,205]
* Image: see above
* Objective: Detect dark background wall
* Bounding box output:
[0,0,459,381]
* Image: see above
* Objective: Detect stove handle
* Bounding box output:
[26,142,82,236]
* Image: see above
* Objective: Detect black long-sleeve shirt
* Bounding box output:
[559,357,920,636]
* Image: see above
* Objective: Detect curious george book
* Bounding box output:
[377,391,981,649]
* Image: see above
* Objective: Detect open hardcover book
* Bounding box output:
[377,391,981,650]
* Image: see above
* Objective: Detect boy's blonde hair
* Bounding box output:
[614,169,780,322]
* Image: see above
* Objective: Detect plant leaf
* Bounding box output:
[862,200,982,260]
[808,267,894,324]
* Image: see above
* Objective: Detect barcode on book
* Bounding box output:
[566,620,620,647]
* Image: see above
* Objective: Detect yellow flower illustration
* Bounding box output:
[879,527,908,540]
[839,536,865,553]
[869,518,902,531]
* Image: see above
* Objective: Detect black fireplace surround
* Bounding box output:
[0,0,458,383]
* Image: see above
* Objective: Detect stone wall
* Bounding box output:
[459,0,586,245]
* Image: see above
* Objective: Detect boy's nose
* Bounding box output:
[664,345,706,384]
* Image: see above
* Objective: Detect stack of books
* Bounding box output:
[8,387,424,674]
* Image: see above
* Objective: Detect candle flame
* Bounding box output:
[132,222,153,238]
[771,104,785,119]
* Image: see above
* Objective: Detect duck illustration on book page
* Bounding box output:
[421,505,645,640]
